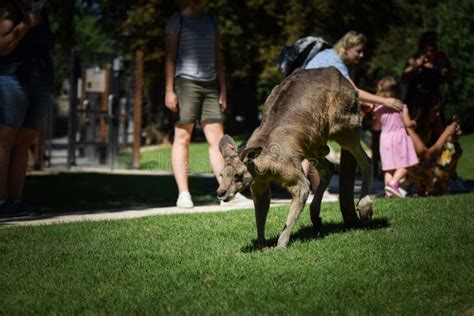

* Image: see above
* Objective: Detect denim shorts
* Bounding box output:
[0,57,53,130]
[174,76,224,125]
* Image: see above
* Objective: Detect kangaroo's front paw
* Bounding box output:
[356,195,373,224]
[275,243,288,250]
[276,233,290,249]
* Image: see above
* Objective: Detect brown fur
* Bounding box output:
[217,67,373,249]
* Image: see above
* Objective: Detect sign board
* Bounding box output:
[85,68,107,93]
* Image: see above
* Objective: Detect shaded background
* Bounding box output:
[46,0,474,136]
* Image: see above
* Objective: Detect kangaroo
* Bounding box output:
[217,67,373,249]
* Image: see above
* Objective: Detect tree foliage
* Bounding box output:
[48,0,474,131]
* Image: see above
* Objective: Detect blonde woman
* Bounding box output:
[303,31,405,203]
[306,31,404,111]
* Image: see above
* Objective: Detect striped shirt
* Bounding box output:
[165,12,218,81]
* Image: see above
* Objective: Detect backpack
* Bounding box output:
[277,36,331,77]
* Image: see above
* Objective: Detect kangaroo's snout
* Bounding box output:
[217,189,227,200]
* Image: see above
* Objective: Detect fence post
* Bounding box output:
[132,50,144,169]
[67,50,78,168]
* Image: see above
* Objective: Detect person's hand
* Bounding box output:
[384,97,404,111]
[165,90,178,112]
[445,122,462,141]
[441,67,449,78]
[413,54,426,67]
[0,16,14,35]
[219,91,227,112]
[25,11,40,28]
[406,120,417,129]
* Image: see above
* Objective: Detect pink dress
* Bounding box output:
[374,105,419,171]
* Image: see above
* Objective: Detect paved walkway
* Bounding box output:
[0,200,293,227]
[1,168,385,227]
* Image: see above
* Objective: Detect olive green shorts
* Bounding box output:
[174,76,224,125]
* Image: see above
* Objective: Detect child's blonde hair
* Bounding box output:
[376,76,401,98]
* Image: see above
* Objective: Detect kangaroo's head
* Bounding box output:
[216,135,261,202]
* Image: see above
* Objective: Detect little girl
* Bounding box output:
[373,76,419,197]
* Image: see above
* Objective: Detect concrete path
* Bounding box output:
[0,199,293,227]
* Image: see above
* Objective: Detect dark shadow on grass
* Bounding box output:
[461,180,474,191]
[0,172,220,225]
[241,218,390,252]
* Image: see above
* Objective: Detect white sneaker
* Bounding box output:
[176,192,194,208]
[220,192,253,207]
[398,186,408,198]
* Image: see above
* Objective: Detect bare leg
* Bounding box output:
[392,168,407,184]
[384,170,395,197]
[202,122,225,184]
[172,124,194,193]
[251,179,271,246]
[0,125,18,200]
[384,170,394,186]
[8,128,38,200]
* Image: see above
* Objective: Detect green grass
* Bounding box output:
[118,139,341,173]
[1,194,473,314]
[119,142,213,173]
[118,135,251,172]
[458,133,474,180]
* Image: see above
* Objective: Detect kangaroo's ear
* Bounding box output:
[219,134,238,159]
[239,147,263,164]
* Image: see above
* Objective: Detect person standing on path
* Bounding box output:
[164,0,250,208]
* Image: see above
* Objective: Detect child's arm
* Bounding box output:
[371,108,381,131]
[406,128,427,159]
[402,105,416,128]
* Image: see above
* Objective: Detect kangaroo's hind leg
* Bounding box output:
[276,169,310,249]
[309,157,335,231]
[341,140,374,224]
[338,149,361,227]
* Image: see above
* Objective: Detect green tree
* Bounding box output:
[46,1,474,133]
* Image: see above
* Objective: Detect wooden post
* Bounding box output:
[32,126,45,170]
[132,50,144,169]
[100,64,111,142]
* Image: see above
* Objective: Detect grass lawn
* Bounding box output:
[458,133,474,180]
[118,133,474,181]
[1,194,473,314]
[117,139,341,173]
[118,142,214,173]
